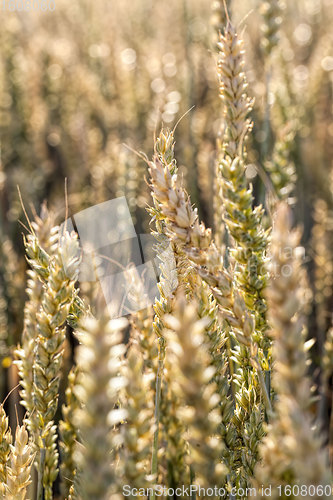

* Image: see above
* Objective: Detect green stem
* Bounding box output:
[36,439,46,500]
[257,363,272,416]
[262,67,272,160]
[190,465,196,500]
[264,369,272,423]
[329,391,333,470]
[150,341,165,500]
[259,66,272,206]
[226,330,236,400]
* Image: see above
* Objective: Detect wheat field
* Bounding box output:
[0,1,332,499]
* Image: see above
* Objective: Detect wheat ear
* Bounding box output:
[5,424,35,500]
[33,231,81,500]
[149,129,271,413]
[260,0,283,57]
[73,315,127,500]
[0,403,12,495]
[120,341,154,495]
[255,203,331,496]
[164,294,227,490]
[15,205,58,438]
[59,366,80,498]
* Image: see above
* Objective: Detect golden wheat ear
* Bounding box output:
[4,423,35,500]
[29,230,81,500]
[254,203,331,496]
[0,404,12,496]
[163,293,227,489]
[73,315,128,499]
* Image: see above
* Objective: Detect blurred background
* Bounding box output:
[0,0,332,436]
